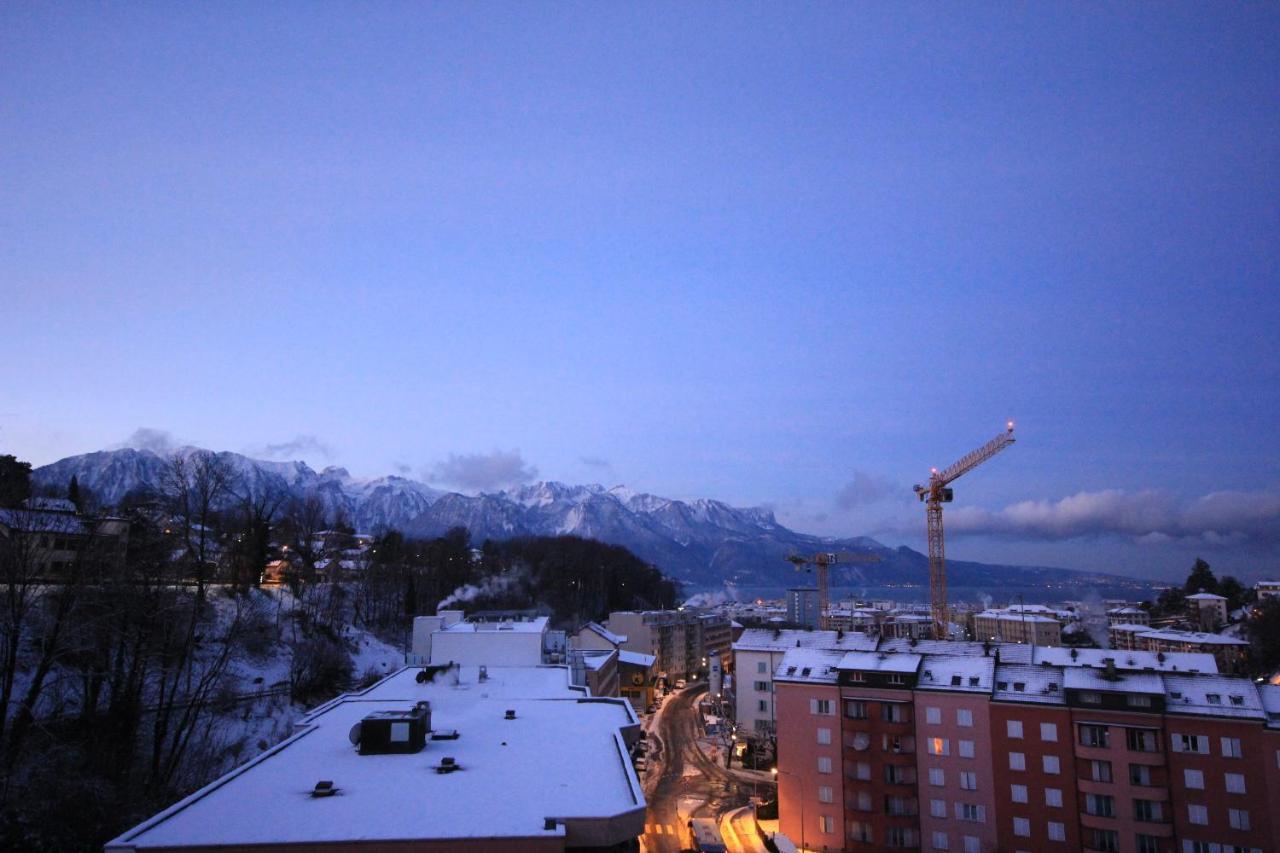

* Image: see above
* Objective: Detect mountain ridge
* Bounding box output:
[30,446,1156,597]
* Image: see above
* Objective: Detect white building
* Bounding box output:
[1186,591,1229,630]
[106,664,644,852]
[1255,580,1280,602]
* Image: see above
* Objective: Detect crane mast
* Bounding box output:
[787,551,881,629]
[915,423,1016,640]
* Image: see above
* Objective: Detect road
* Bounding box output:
[641,684,774,852]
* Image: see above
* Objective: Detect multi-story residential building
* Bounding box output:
[1136,629,1248,674]
[1110,622,1153,651]
[787,587,820,628]
[0,498,130,575]
[772,642,1279,853]
[1186,592,1229,630]
[732,628,876,737]
[972,610,1063,646]
[824,607,880,633]
[604,609,730,682]
[1254,580,1280,603]
[1108,606,1152,626]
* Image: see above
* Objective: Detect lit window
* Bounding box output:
[929,737,950,756]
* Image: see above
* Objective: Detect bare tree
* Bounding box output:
[160,451,235,603]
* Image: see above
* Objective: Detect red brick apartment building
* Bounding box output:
[774,643,1280,853]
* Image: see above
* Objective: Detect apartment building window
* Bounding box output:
[957,708,973,727]
[1187,804,1208,825]
[845,699,868,719]
[886,795,916,817]
[1128,764,1151,785]
[1009,752,1025,771]
[1091,759,1113,782]
[1011,784,1028,803]
[1225,772,1246,793]
[959,771,976,790]
[757,660,767,673]
[817,727,831,745]
[963,837,981,853]
[1228,808,1250,830]
[754,681,770,692]
[1174,733,1209,754]
[1013,817,1031,837]
[1085,793,1115,818]
[882,702,907,723]
[855,791,873,811]
[853,761,871,780]
[1080,724,1109,748]
[1134,799,1163,822]
[928,767,945,786]
[926,706,941,724]
[1007,719,1024,738]
[885,764,915,785]
[818,785,833,804]
[956,802,985,822]
[1128,695,1152,708]
[758,700,768,712]
[1047,821,1066,841]
[818,815,834,834]
[887,674,907,686]
[849,820,872,842]
[817,756,832,774]
[1043,755,1060,774]
[931,830,949,850]
[1137,835,1160,853]
[930,799,947,818]
[1080,691,1102,704]
[1045,787,1062,807]
[848,671,866,682]
[1184,768,1204,789]
[811,699,833,715]
[1088,828,1119,853]
[1221,737,1242,758]
[886,827,917,848]
[929,737,951,756]
[1127,728,1159,752]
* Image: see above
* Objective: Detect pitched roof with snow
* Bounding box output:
[617,650,655,669]
[1063,667,1165,695]
[1139,629,1247,646]
[773,648,846,684]
[581,621,628,646]
[1030,647,1218,673]
[916,654,996,693]
[1162,674,1265,720]
[992,664,1065,705]
[838,651,922,675]
[733,628,876,654]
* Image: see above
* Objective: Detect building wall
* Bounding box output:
[572,627,620,653]
[429,629,543,667]
[914,691,998,853]
[774,680,844,852]
[839,684,920,849]
[988,702,1082,852]
[1165,716,1275,853]
[734,649,783,736]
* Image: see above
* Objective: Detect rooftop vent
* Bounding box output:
[968,677,979,687]
[311,780,337,798]
[544,818,558,831]
[479,666,488,682]
[505,709,517,720]
[352,702,431,755]
[431,729,460,740]
[435,756,460,774]
[951,675,962,686]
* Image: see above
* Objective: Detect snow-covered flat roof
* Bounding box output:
[1186,592,1227,601]
[975,610,1059,624]
[1162,675,1265,720]
[1109,623,1151,633]
[108,666,643,851]
[916,654,996,693]
[1030,647,1218,673]
[441,616,550,633]
[1139,629,1247,646]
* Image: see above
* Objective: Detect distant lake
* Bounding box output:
[713,582,1159,605]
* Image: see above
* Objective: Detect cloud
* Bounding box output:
[428,449,539,491]
[393,462,412,475]
[253,434,332,460]
[580,456,612,470]
[118,427,180,455]
[943,488,1280,546]
[834,469,898,509]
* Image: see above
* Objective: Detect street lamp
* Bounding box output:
[772,766,806,851]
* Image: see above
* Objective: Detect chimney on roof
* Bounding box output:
[1102,657,1119,681]
[505,709,516,720]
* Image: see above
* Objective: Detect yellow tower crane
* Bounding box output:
[914,423,1017,640]
[786,551,882,629]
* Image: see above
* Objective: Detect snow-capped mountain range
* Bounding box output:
[31,447,1153,595]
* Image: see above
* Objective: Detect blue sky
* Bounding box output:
[3,3,1278,580]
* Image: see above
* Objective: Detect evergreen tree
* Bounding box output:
[1183,558,1218,595]
[0,454,32,508]
[68,475,82,511]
